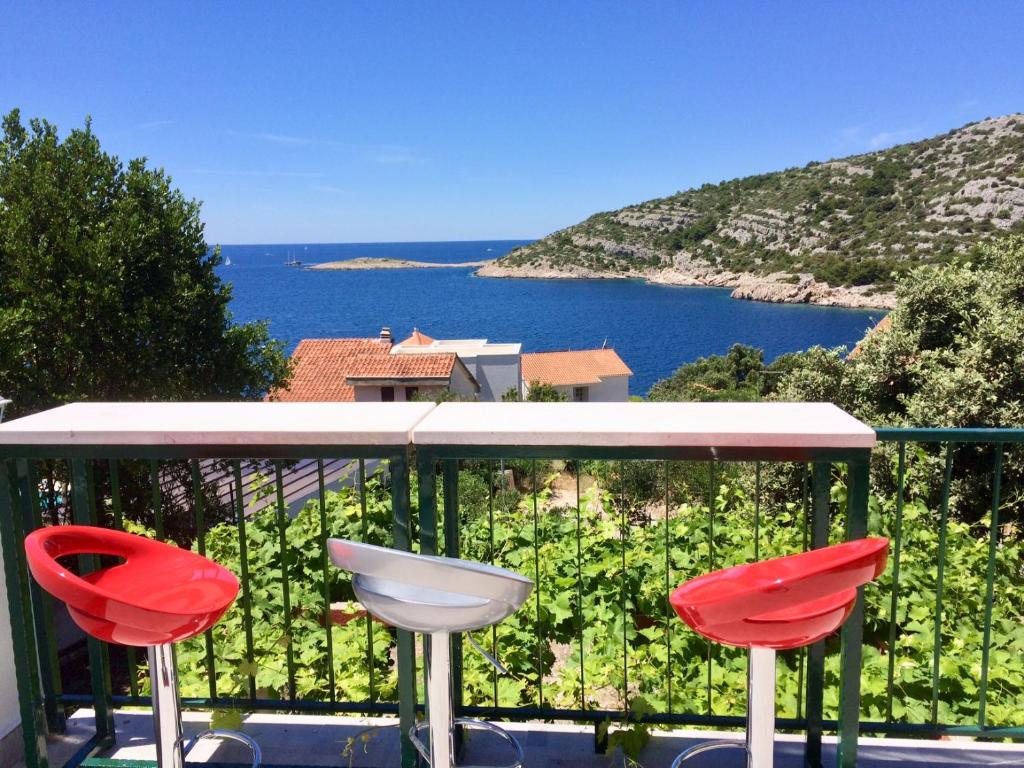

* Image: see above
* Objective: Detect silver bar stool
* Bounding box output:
[328,539,533,768]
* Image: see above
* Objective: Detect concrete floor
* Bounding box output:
[45,710,1024,768]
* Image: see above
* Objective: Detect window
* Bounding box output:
[405,386,419,400]
[573,386,588,402]
[381,386,395,402]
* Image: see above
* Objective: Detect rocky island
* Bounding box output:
[478,115,1024,309]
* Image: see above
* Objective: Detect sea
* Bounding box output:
[217,240,885,396]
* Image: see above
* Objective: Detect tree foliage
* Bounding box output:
[525,382,568,402]
[0,110,290,417]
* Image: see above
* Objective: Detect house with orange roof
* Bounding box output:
[269,328,479,402]
[392,328,522,401]
[521,348,633,401]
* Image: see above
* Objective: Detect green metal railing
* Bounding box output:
[413,441,874,768]
[2,425,1023,768]
[0,446,416,768]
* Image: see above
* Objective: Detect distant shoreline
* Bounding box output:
[309,257,495,270]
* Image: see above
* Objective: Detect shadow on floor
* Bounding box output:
[49,710,1024,768]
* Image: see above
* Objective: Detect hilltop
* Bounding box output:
[479,115,1024,308]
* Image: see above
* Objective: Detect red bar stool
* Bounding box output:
[669,537,888,768]
[24,525,260,768]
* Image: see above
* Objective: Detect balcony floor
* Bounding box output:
[44,710,1024,768]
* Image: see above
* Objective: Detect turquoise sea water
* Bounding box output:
[217,240,884,395]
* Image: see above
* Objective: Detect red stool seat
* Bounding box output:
[25,525,239,646]
[670,538,888,650]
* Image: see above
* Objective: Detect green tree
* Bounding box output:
[0,110,290,418]
[648,343,767,402]
[525,382,568,402]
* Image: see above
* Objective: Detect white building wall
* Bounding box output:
[356,385,460,403]
[543,375,630,402]
[587,375,631,402]
[464,354,521,401]
[448,366,479,399]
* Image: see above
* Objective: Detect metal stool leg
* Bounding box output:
[670,647,775,768]
[428,631,454,768]
[410,631,524,768]
[148,644,260,768]
[747,647,775,768]
[149,645,185,768]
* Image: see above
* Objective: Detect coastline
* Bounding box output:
[474,262,896,310]
[310,257,494,270]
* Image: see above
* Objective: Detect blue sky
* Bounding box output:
[3,2,1022,244]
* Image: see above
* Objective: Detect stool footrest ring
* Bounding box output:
[670,739,746,768]
[183,728,262,768]
[410,718,525,768]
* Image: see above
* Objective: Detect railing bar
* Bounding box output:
[318,459,338,702]
[44,460,60,525]
[930,443,955,726]
[109,459,140,700]
[0,460,51,767]
[797,463,809,722]
[885,442,907,723]
[706,460,715,716]
[489,459,499,708]
[71,459,115,744]
[150,459,163,540]
[619,460,628,714]
[233,460,257,699]
[274,461,297,700]
[576,462,585,711]
[22,459,66,734]
[109,461,123,530]
[753,462,761,562]
[977,443,1003,729]
[663,459,672,714]
[531,459,542,709]
[189,459,217,702]
[357,459,368,703]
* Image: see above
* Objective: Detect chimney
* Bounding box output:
[380,326,393,342]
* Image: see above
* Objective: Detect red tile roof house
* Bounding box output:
[520,348,633,401]
[269,329,479,402]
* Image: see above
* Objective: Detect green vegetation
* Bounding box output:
[650,235,1024,523]
[160,456,1023,739]
[499,115,1024,291]
[502,382,569,401]
[0,110,290,418]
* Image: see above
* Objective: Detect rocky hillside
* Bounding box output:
[480,114,1024,308]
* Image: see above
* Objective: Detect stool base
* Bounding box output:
[147,645,260,768]
[417,631,524,768]
[670,647,776,768]
[410,719,525,768]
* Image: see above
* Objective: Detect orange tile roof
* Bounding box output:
[521,349,632,387]
[848,315,892,359]
[398,328,435,346]
[268,338,458,402]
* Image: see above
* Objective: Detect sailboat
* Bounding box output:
[223,254,232,266]
[285,250,302,267]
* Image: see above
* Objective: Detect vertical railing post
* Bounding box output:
[0,460,50,768]
[803,462,831,768]
[394,450,418,768]
[70,459,115,749]
[17,459,65,733]
[441,460,463,728]
[836,453,870,768]
[416,448,439,736]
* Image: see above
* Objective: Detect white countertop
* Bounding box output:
[0,402,436,446]
[412,402,875,449]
